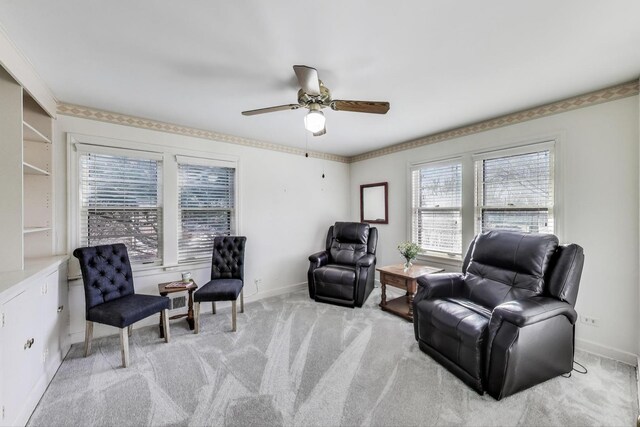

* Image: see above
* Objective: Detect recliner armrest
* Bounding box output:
[491,296,578,327]
[356,254,375,268]
[485,295,578,399]
[308,251,329,268]
[415,273,465,300]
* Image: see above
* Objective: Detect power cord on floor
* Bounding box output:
[562,360,588,378]
[244,279,260,299]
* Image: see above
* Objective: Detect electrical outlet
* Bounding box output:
[580,316,599,327]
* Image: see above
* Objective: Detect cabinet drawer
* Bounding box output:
[381,273,407,289]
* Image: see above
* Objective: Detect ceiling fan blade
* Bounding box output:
[313,126,326,137]
[241,104,300,116]
[331,100,390,114]
[293,65,321,96]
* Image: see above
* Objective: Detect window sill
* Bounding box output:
[416,253,463,269]
[68,261,212,281]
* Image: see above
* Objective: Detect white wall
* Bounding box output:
[53,115,350,341]
[350,96,640,364]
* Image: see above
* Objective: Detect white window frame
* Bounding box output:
[68,133,240,278]
[73,142,164,267]
[409,157,463,259]
[473,141,556,236]
[176,155,237,264]
[406,135,563,268]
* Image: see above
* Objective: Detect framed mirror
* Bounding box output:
[360,182,388,224]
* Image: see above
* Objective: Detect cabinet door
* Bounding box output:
[42,271,60,373]
[0,285,43,424]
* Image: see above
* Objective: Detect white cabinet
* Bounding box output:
[0,259,68,427]
[1,286,43,424]
[42,264,69,377]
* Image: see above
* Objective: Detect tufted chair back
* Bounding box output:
[73,244,135,313]
[326,222,376,265]
[211,236,246,280]
[463,230,558,309]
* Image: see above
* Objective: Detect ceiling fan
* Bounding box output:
[241,65,390,136]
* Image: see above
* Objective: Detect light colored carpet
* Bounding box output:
[29,288,637,427]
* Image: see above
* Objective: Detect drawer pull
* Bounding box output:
[57,305,64,313]
[24,338,35,350]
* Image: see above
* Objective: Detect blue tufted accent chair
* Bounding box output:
[73,243,171,367]
[193,236,246,333]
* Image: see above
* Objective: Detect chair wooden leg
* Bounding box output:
[212,302,216,314]
[128,324,133,337]
[120,328,130,368]
[162,309,170,343]
[84,321,93,357]
[194,302,200,334]
[232,300,237,332]
[240,289,244,313]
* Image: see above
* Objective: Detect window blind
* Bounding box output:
[178,163,235,263]
[79,152,162,264]
[411,161,462,255]
[475,148,554,234]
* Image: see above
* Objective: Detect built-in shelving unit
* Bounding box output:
[0,67,55,271]
[23,161,50,176]
[0,40,67,427]
[23,227,52,234]
[23,120,51,144]
[23,94,54,261]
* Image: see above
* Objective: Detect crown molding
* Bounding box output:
[0,23,58,117]
[349,79,640,163]
[56,103,349,163]
[58,79,639,165]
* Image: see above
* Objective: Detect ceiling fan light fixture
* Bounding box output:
[304,106,325,133]
[241,65,390,136]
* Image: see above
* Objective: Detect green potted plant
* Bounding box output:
[397,241,421,271]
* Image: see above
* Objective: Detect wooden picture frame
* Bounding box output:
[360,182,388,224]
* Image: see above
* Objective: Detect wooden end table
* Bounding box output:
[158,280,198,338]
[377,264,444,322]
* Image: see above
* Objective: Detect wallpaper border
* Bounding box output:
[57,79,639,164]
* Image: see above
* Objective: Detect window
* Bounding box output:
[474,143,554,234]
[70,136,240,276]
[178,160,236,263]
[411,160,463,256]
[79,151,162,264]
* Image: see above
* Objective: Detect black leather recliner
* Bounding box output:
[413,230,584,400]
[308,222,378,307]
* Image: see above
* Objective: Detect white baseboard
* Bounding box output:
[575,337,638,366]
[14,369,49,427]
[244,282,306,301]
[637,356,640,421]
[68,282,308,344]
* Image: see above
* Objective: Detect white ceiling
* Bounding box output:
[1,1,639,157]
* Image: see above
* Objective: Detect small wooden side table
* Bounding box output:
[158,280,198,338]
[377,264,444,322]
